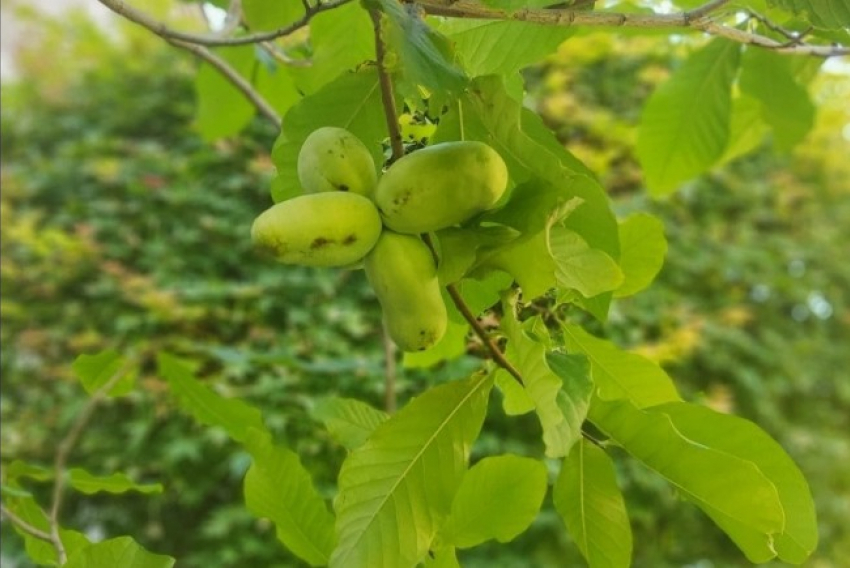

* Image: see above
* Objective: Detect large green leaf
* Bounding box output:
[440,20,572,77]
[290,2,374,94]
[379,0,467,94]
[655,402,817,564]
[562,325,680,408]
[550,226,623,298]
[500,298,592,458]
[242,0,304,30]
[2,491,89,566]
[769,0,850,29]
[440,455,548,548]
[739,48,815,152]
[243,430,336,566]
[590,399,787,560]
[614,213,667,298]
[637,39,741,196]
[194,45,257,141]
[554,439,632,568]
[310,396,389,451]
[71,349,134,396]
[157,352,266,444]
[721,94,771,164]
[68,469,162,495]
[330,373,493,568]
[64,537,175,568]
[270,69,391,202]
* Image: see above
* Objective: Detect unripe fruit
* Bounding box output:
[297,127,378,197]
[251,193,382,267]
[375,141,509,234]
[365,232,448,351]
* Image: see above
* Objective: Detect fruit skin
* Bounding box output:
[251,192,382,267]
[374,141,508,234]
[297,127,378,197]
[365,231,448,351]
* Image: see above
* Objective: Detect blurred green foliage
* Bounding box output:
[1,9,848,568]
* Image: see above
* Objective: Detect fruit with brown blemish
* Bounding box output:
[364,231,448,352]
[374,141,509,234]
[297,127,378,197]
[251,192,382,267]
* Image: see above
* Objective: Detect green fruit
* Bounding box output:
[375,141,508,234]
[365,231,448,351]
[251,192,382,267]
[297,127,378,197]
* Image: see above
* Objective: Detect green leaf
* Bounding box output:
[68,469,163,495]
[243,429,336,566]
[654,402,817,564]
[422,546,460,568]
[589,398,786,559]
[441,20,572,77]
[436,225,520,285]
[71,349,134,396]
[637,39,741,196]
[242,0,303,30]
[157,352,266,444]
[310,397,389,451]
[769,0,850,29]
[290,2,374,94]
[3,491,90,566]
[5,460,54,482]
[550,226,624,298]
[614,213,667,298]
[331,373,493,568]
[554,439,632,568]
[739,48,816,152]
[501,298,592,458]
[64,537,175,568]
[254,62,300,117]
[720,94,770,164]
[271,69,391,202]
[440,455,548,548]
[194,45,257,141]
[379,0,467,94]
[562,324,680,408]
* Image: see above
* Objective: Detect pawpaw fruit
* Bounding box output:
[364,231,448,351]
[374,141,508,234]
[297,127,378,197]
[251,192,382,267]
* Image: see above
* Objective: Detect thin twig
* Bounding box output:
[369,9,405,163]
[418,0,848,57]
[47,361,135,565]
[96,0,353,46]
[259,42,312,68]
[167,39,282,130]
[381,321,398,413]
[0,503,54,542]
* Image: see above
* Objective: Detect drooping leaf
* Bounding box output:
[614,213,667,298]
[500,297,592,458]
[241,0,304,30]
[194,45,257,141]
[590,398,787,561]
[768,0,850,29]
[68,469,163,495]
[310,396,389,451]
[440,20,572,77]
[550,226,624,298]
[440,455,548,548]
[655,402,817,564]
[72,349,134,396]
[330,373,493,568]
[64,537,175,568]
[243,429,336,566]
[637,39,741,196]
[562,325,680,408]
[157,352,267,444]
[379,0,467,94]
[554,439,632,568]
[739,48,816,152]
[270,69,392,202]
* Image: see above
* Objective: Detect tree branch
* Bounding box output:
[167,39,282,130]
[96,0,354,46]
[47,361,135,565]
[418,0,849,57]
[370,9,405,163]
[0,503,55,543]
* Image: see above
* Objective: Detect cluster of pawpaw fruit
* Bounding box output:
[251,126,509,351]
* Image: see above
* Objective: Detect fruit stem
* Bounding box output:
[369,9,405,163]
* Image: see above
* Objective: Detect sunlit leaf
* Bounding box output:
[64,537,174,568]
[242,0,303,30]
[310,396,389,451]
[194,45,256,141]
[550,226,623,298]
[72,349,134,396]
[614,213,667,298]
[768,0,850,29]
[68,469,162,495]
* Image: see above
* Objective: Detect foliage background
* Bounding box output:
[1,5,848,567]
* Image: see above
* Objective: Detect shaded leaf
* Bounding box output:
[310,397,389,451]
[241,0,303,30]
[769,0,850,29]
[68,469,162,495]
[194,45,256,141]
